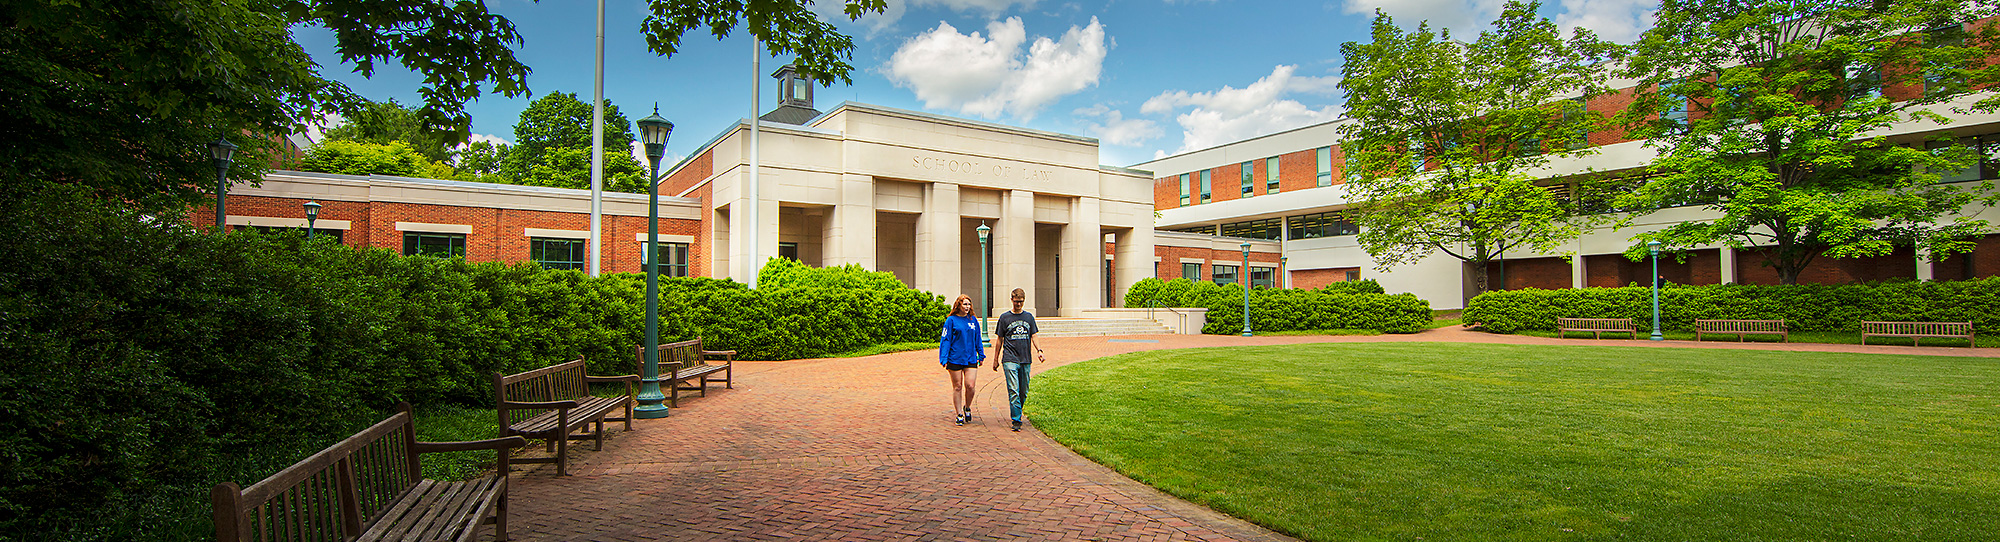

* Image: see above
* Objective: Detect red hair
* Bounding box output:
[950,294,975,317]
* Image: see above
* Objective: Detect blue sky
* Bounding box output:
[294,0,1658,168]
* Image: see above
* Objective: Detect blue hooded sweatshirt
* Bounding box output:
[939,315,986,367]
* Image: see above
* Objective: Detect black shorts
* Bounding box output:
[945,362,979,371]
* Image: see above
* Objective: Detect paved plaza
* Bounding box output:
[505,328,1994,541]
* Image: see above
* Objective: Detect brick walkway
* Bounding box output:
[504,327,1991,541]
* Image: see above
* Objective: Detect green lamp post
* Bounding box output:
[977,222,992,342]
[303,201,321,242]
[1648,240,1664,341]
[209,138,237,230]
[1240,241,1252,337]
[635,107,675,419]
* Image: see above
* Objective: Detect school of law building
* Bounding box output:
[198,68,1285,317]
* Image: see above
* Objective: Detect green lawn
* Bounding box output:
[1032,343,2000,542]
[1513,328,1997,348]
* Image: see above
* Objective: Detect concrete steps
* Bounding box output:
[1029,317,1172,337]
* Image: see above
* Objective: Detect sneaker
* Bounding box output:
[1011,420,1022,432]
[955,414,966,426]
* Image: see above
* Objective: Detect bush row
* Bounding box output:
[1462,279,2000,334]
[1122,278,1429,334]
[0,186,943,539]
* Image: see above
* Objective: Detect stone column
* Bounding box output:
[916,182,961,297]
[726,200,749,282]
[1718,247,1737,285]
[1916,246,1934,281]
[1060,196,1102,315]
[1571,255,1587,289]
[825,173,876,268]
[995,189,1036,317]
[758,197,781,277]
[1114,224,1154,309]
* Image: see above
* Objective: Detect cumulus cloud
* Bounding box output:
[467,133,512,147]
[885,16,1108,120]
[1142,65,1343,155]
[1555,0,1657,44]
[812,0,1037,34]
[1341,0,1505,38]
[1074,104,1161,147]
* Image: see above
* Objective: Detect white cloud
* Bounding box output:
[812,0,1036,35]
[467,133,511,147]
[1141,65,1344,154]
[885,16,1108,120]
[1341,0,1504,38]
[1074,104,1161,147]
[1555,0,1657,44]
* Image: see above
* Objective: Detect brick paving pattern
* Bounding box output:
[505,327,1994,541]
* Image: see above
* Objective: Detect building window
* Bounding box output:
[404,232,466,257]
[1925,25,1969,98]
[1241,162,1254,197]
[1250,267,1274,289]
[1288,211,1358,239]
[1315,147,1333,187]
[1660,78,1688,128]
[1167,225,1218,235]
[1266,156,1281,193]
[642,241,690,277]
[1219,218,1283,240]
[1178,174,1190,207]
[243,225,344,244]
[1199,170,1212,203]
[1182,262,1201,281]
[1928,134,2000,183]
[1345,270,1361,282]
[1845,64,1882,104]
[779,242,800,260]
[1211,264,1239,285]
[529,238,585,270]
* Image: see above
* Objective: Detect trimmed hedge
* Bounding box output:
[0,186,944,540]
[1463,279,2000,334]
[1122,278,1430,334]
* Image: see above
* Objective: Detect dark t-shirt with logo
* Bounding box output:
[996,310,1038,363]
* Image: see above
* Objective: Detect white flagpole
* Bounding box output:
[747,35,761,288]
[588,0,606,276]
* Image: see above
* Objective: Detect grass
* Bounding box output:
[830,341,939,358]
[1257,329,1383,336]
[1033,342,2000,542]
[1510,328,1998,348]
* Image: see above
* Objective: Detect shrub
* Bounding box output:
[1123,278,1431,334]
[1463,279,2000,334]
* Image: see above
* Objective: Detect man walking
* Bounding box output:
[992,288,1043,432]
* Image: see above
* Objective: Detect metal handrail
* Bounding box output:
[1143,296,1188,334]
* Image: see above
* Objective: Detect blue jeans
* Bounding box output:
[1002,361,1031,422]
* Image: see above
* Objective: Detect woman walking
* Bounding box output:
[939,294,985,426]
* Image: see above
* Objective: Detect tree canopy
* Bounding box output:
[502,92,650,193]
[1614,0,2000,284]
[1337,0,1623,298]
[1,0,884,213]
[321,99,458,164]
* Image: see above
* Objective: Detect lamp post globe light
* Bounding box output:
[634,108,675,419]
[977,222,992,342]
[209,138,237,230]
[303,201,322,242]
[1648,240,1664,341]
[1240,241,1252,337]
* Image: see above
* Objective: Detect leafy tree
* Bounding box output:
[297,140,428,177]
[503,92,650,192]
[1,0,883,212]
[454,140,513,183]
[1337,1,1623,298]
[322,98,456,163]
[1615,0,2000,284]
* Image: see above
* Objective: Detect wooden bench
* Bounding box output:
[1557,318,1638,339]
[495,357,637,476]
[1861,321,1976,348]
[1696,319,1788,342]
[212,402,527,542]
[636,338,736,408]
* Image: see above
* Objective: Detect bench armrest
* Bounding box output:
[703,350,737,361]
[499,399,580,410]
[411,436,529,454]
[585,374,640,383]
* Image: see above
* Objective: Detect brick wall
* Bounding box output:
[1735,246,1917,285]
[1931,234,2000,281]
[1278,148,1318,192]
[1485,256,1572,290]
[662,150,713,196]
[194,193,702,275]
[1291,267,1360,290]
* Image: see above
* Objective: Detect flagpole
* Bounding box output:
[587,0,606,276]
[747,35,761,288]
